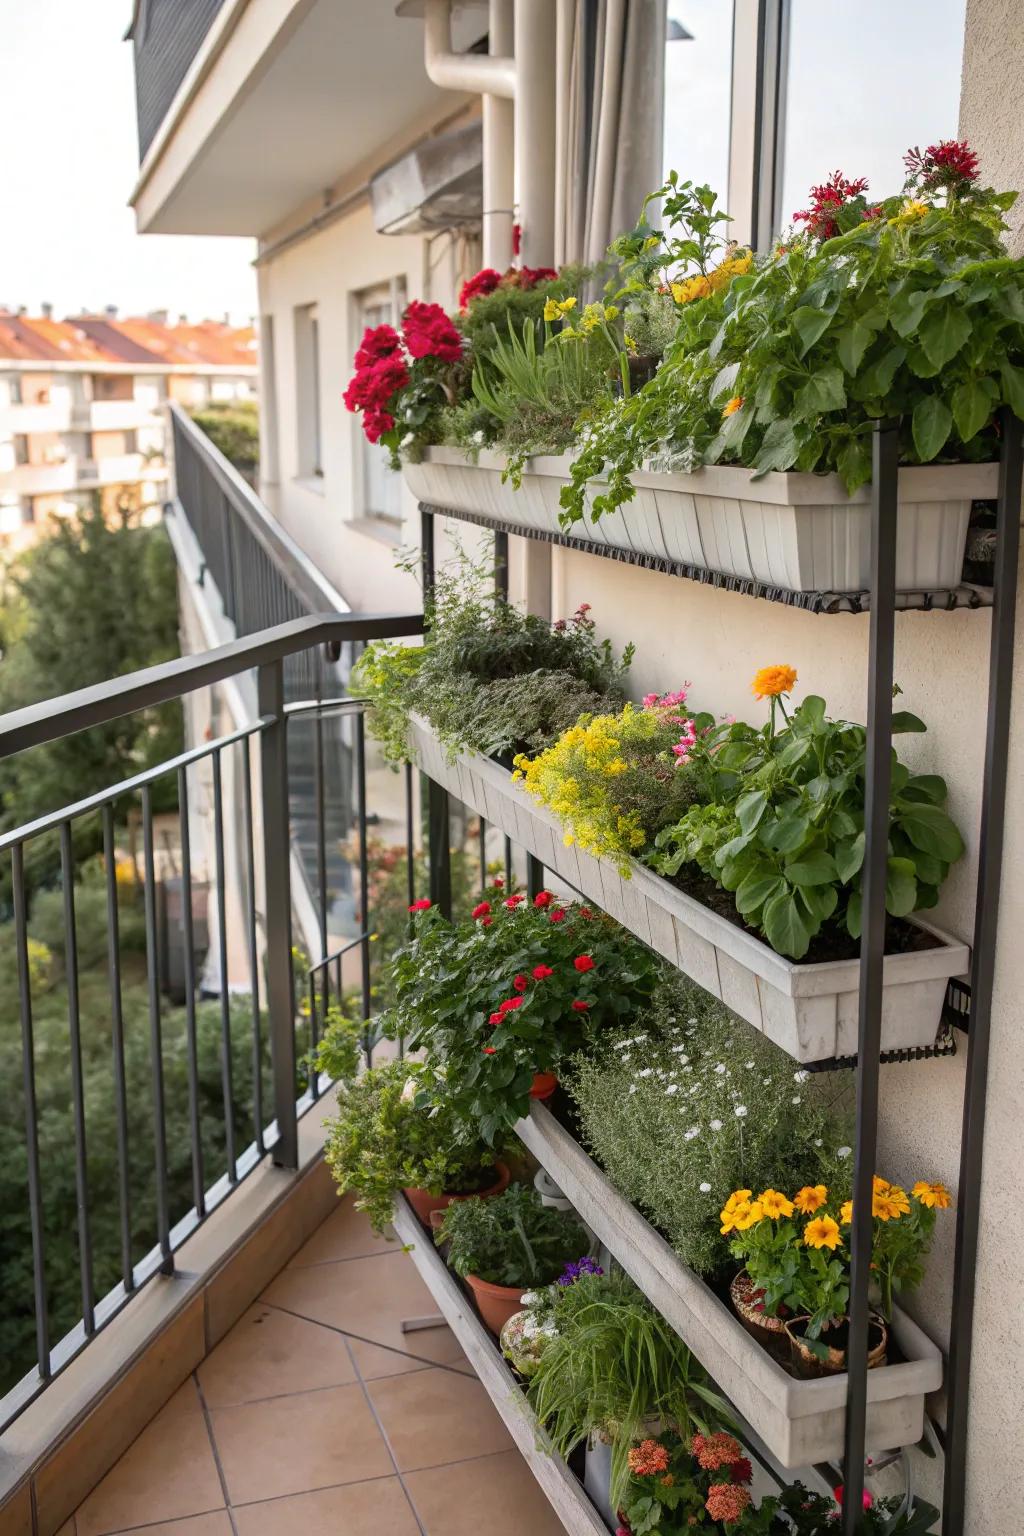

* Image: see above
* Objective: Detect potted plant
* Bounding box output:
[384,891,660,1142]
[524,1266,729,1515]
[434,1183,588,1335]
[722,1176,951,1376]
[322,1060,506,1233]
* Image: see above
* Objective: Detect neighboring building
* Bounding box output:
[0,309,256,549]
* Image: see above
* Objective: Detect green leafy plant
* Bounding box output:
[526,1268,729,1509]
[383,891,661,1143]
[308,1005,363,1084]
[566,977,852,1278]
[436,1183,587,1287]
[562,144,1024,527]
[650,672,964,960]
[322,1060,499,1233]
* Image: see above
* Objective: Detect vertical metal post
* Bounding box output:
[420,504,436,599]
[61,823,96,1327]
[526,853,545,901]
[355,709,372,1055]
[478,815,488,891]
[258,658,298,1170]
[240,739,266,1145]
[141,791,173,1274]
[13,843,50,1378]
[943,410,1023,1535]
[177,766,206,1213]
[103,806,134,1290]
[428,777,453,918]
[842,424,899,1531]
[211,749,237,1182]
[494,529,509,599]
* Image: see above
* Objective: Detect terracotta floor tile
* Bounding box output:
[261,1250,440,1355]
[198,1304,356,1406]
[209,1382,392,1505]
[75,1397,224,1536]
[288,1196,394,1267]
[102,1517,233,1536]
[405,1448,568,1535]
[347,1325,472,1380]
[163,1377,204,1415]
[366,1367,512,1472]
[232,1477,420,1535]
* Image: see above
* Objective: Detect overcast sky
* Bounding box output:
[0,0,257,323]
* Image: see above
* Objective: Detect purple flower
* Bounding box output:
[557,1255,604,1286]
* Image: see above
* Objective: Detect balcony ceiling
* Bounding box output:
[132,0,486,238]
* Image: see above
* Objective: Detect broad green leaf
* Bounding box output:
[837,436,872,494]
[855,345,906,399]
[912,396,953,463]
[951,377,996,442]
[762,814,810,854]
[919,304,972,369]
[736,789,769,835]
[762,890,812,959]
[751,418,800,474]
[735,872,786,916]
[899,803,965,862]
[885,856,919,917]
[891,710,927,733]
[784,850,838,886]
[798,883,839,924]
[837,318,876,375]
[1001,360,1024,420]
[846,889,863,939]
[710,360,741,401]
[799,694,827,729]
[889,287,931,339]
[792,306,834,356]
[793,366,847,418]
[835,832,865,883]
[902,773,948,804]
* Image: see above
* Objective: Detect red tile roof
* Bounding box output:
[0,312,257,370]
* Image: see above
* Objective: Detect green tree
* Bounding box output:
[190,401,259,482]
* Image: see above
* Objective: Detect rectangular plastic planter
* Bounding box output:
[515,1102,943,1469]
[391,1194,610,1536]
[409,715,969,1063]
[404,447,995,593]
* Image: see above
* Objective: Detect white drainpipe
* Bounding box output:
[423,0,556,270]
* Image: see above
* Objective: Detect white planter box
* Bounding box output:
[403,447,995,594]
[516,1103,944,1469]
[409,715,969,1063]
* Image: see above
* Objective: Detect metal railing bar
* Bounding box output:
[283,696,370,718]
[177,765,206,1217]
[141,786,173,1272]
[307,932,371,977]
[0,611,424,760]
[12,842,50,1380]
[355,711,372,1063]
[211,749,237,1183]
[102,806,134,1294]
[240,738,265,1154]
[0,718,271,853]
[61,823,95,1335]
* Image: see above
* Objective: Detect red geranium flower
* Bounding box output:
[499,996,524,1013]
[353,323,400,367]
[513,974,529,992]
[488,1013,503,1026]
[532,964,554,980]
[571,1000,590,1012]
[505,894,525,908]
[579,906,594,919]
[549,908,566,923]
[534,890,553,908]
[481,916,493,927]
[482,1046,496,1055]
[402,300,462,362]
[408,898,431,912]
[472,901,491,919]
[512,222,522,256]
[458,267,502,310]
[574,955,595,972]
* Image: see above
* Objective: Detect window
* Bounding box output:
[14,435,29,466]
[294,303,323,480]
[355,279,407,523]
[663,1,734,204]
[773,0,967,236]
[8,376,22,405]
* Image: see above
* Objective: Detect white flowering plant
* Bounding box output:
[566,977,853,1276]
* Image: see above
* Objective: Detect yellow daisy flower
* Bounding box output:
[793,1185,828,1215]
[912,1180,952,1210]
[757,1189,795,1219]
[803,1215,842,1250]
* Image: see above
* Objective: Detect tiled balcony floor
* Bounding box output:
[67,1199,568,1536]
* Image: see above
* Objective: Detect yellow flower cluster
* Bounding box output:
[543,295,578,321]
[514,704,654,872]
[670,250,753,306]
[897,198,930,222]
[722,1175,952,1243]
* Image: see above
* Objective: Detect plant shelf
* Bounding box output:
[515,1102,943,1470]
[391,1193,612,1536]
[409,715,969,1063]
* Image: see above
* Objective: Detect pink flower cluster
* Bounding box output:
[642,686,697,765]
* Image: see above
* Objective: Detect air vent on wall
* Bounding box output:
[370,120,483,236]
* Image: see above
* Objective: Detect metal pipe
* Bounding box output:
[842,424,899,1531]
[423,0,515,97]
[514,0,557,265]
[482,0,515,268]
[943,410,1024,1534]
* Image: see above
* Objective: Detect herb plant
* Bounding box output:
[565,977,853,1277]
[526,1268,729,1508]
[322,1060,499,1233]
[384,891,661,1143]
[436,1183,587,1287]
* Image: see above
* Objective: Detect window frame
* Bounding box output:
[351,276,408,528]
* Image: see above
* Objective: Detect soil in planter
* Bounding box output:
[666,866,942,965]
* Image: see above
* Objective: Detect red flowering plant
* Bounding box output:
[343,300,464,468]
[382,891,661,1142]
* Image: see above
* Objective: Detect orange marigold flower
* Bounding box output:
[913,1180,952,1209]
[628,1439,670,1477]
[705,1483,752,1523]
[722,395,744,417]
[752,664,797,699]
[804,1215,842,1250]
[793,1185,828,1215]
[692,1432,744,1471]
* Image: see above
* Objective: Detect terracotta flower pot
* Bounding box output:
[402,1161,510,1227]
[785,1314,888,1378]
[730,1270,790,1359]
[529,1072,558,1101]
[465,1271,529,1336]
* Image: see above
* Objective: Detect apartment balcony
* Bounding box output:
[72,399,163,433]
[4,400,73,433]
[78,453,169,488]
[0,458,78,496]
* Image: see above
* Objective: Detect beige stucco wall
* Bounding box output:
[961,0,1024,255]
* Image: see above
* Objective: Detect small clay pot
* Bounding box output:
[529,1072,558,1101]
[785,1314,888,1377]
[729,1270,790,1359]
[402,1161,511,1227]
[465,1271,528,1336]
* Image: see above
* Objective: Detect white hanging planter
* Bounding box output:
[515,1101,944,1470]
[408,715,969,1063]
[403,447,995,594]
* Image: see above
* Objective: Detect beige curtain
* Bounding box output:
[555,0,667,267]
